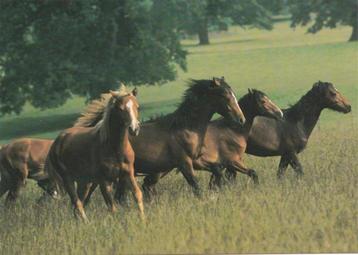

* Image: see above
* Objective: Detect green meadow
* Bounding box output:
[0,22,357,254]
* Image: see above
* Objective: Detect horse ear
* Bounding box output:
[132,87,138,97]
[221,76,225,81]
[313,80,321,88]
[248,88,253,94]
[212,77,221,86]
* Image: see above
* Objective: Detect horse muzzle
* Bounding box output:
[274,109,284,120]
[344,104,352,113]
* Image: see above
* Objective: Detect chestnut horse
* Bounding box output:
[77,78,246,203]
[228,81,351,179]
[0,138,58,204]
[119,89,283,200]
[45,87,143,221]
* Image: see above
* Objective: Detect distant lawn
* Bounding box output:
[0,21,357,143]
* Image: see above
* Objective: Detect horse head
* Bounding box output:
[110,87,140,136]
[248,88,283,120]
[313,81,351,114]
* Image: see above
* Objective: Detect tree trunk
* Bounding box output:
[349,22,358,42]
[197,19,209,45]
[349,6,358,42]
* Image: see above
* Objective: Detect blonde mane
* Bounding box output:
[73,85,130,143]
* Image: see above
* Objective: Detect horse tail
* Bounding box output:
[45,139,65,196]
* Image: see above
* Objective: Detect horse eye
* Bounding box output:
[330,91,336,96]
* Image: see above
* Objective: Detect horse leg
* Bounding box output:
[0,177,10,199]
[142,173,160,202]
[208,166,224,190]
[99,181,116,213]
[114,178,130,206]
[62,176,88,222]
[277,154,290,179]
[83,183,98,207]
[5,164,28,205]
[228,161,259,184]
[37,179,60,200]
[5,178,24,205]
[179,160,201,196]
[225,168,237,182]
[289,153,304,177]
[77,181,93,208]
[126,171,145,220]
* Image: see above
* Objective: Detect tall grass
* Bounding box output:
[0,22,357,254]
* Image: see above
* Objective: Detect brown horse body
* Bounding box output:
[83,78,245,201]
[131,78,245,196]
[237,81,351,178]
[0,138,57,203]
[45,88,143,221]
[121,89,283,200]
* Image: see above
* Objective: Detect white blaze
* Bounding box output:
[126,99,139,130]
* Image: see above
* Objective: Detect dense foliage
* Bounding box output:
[289,0,358,42]
[0,0,187,114]
[175,0,274,45]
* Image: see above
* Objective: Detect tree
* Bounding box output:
[289,0,358,42]
[0,0,187,114]
[176,0,273,45]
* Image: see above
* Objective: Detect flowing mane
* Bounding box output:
[284,83,322,121]
[73,93,111,128]
[74,86,130,143]
[149,79,231,129]
[74,86,129,128]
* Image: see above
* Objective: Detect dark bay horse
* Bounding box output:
[0,138,58,204]
[124,89,283,200]
[45,87,143,221]
[79,78,246,202]
[229,81,351,179]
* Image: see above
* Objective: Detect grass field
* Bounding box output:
[0,21,357,254]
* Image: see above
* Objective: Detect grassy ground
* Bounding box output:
[0,22,357,254]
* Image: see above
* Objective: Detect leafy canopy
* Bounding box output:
[289,0,358,41]
[0,0,187,114]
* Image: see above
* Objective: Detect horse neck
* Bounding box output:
[286,93,323,138]
[172,100,215,157]
[239,96,256,127]
[173,100,215,132]
[106,110,130,157]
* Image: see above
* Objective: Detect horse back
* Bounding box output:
[0,138,53,179]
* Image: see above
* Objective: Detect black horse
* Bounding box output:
[227,81,351,179]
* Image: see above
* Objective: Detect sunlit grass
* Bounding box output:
[0,21,357,253]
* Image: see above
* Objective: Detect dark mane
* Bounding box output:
[284,82,324,121]
[147,79,231,129]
